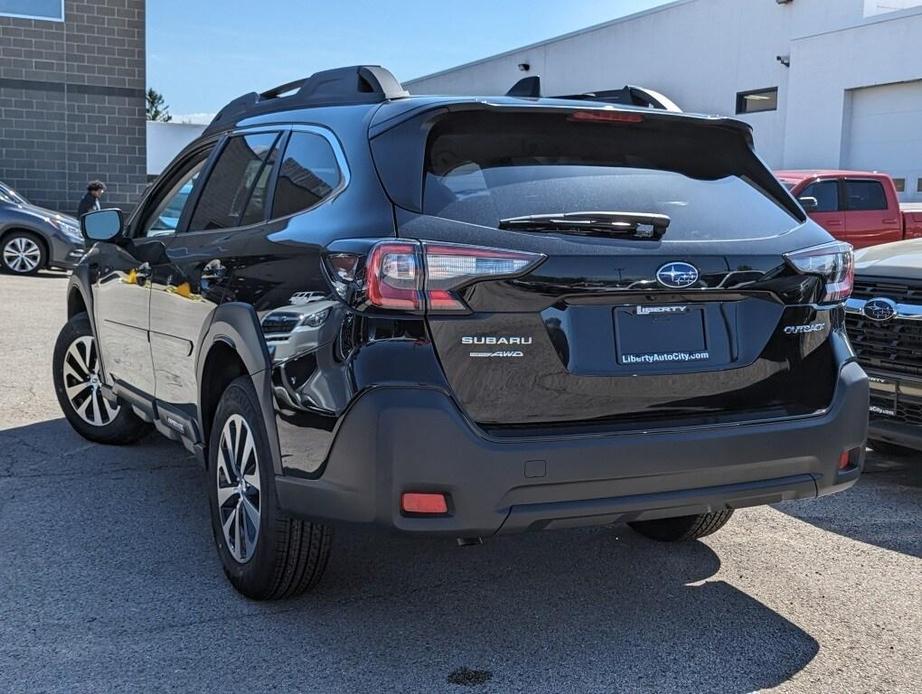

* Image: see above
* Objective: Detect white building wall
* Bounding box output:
[865,0,922,16]
[146,121,207,176]
[405,0,915,169]
[784,9,922,171]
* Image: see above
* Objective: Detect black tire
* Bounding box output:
[52,312,150,445]
[1,230,46,275]
[868,438,917,458]
[629,510,734,542]
[207,376,333,600]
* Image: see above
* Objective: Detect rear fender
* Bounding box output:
[196,302,283,474]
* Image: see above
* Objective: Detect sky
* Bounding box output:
[147,0,674,122]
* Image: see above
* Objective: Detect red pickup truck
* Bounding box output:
[775,170,922,249]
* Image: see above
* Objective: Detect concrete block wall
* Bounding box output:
[0,0,146,214]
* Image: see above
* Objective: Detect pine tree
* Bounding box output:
[146,88,172,122]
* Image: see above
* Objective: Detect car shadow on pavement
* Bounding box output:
[775,450,922,559]
[1,418,818,693]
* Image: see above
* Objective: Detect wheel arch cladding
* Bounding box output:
[67,285,88,319]
[200,340,249,448]
[196,302,282,473]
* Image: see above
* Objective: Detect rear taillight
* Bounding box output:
[365,242,422,310]
[361,240,544,313]
[784,241,854,303]
[422,242,544,312]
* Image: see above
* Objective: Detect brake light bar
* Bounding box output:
[362,240,545,313]
[568,110,645,124]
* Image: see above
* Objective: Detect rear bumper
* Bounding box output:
[276,361,869,536]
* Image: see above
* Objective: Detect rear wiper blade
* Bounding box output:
[499,211,670,239]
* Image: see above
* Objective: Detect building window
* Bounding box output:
[917,178,922,193]
[0,0,63,21]
[893,178,906,193]
[736,88,778,114]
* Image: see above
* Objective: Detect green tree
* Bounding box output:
[146,88,172,122]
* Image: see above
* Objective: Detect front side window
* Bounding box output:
[845,180,888,211]
[188,132,280,232]
[799,181,839,213]
[0,0,62,20]
[271,132,342,218]
[141,160,207,237]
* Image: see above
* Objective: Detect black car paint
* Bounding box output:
[68,94,867,534]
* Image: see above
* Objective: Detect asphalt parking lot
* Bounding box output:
[1,271,920,693]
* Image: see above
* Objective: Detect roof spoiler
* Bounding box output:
[504,75,681,112]
[205,65,409,135]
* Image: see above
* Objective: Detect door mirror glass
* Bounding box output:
[82,208,124,241]
[798,196,819,212]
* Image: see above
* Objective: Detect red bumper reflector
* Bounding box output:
[401,492,449,515]
[838,451,850,470]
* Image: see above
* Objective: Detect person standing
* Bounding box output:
[77,180,105,217]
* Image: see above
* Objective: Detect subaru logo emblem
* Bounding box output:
[656,262,699,289]
[863,297,897,322]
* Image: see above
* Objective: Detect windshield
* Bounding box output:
[421,111,801,240]
[0,184,27,205]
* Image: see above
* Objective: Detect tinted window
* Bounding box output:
[141,160,206,237]
[188,132,279,231]
[845,180,888,211]
[800,181,839,213]
[272,132,342,218]
[421,111,799,240]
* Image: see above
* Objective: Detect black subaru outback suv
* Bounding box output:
[54,66,868,599]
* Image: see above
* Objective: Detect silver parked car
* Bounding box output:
[0,181,85,275]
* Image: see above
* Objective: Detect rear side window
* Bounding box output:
[419,111,800,240]
[800,181,839,213]
[845,180,888,211]
[271,132,342,218]
[188,132,280,231]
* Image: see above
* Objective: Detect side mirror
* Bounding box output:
[798,196,819,213]
[81,208,124,242]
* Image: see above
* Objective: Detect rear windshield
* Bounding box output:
[421,111,800,239]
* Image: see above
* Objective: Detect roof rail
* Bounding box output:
[554,86,682,112]
[205,65,409,135]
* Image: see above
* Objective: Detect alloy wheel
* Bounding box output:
[63,336,120,426]
[216,414,262,563]
[3,236,42,273]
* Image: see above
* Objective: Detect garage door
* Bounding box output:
[844,80,922,202]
